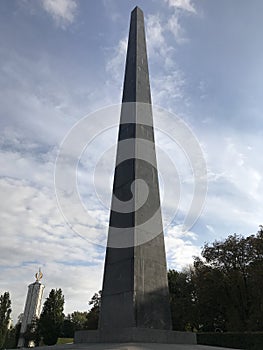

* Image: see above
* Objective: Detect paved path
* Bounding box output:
[32,343,241,350]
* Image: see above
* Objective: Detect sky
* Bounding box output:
[0,0,263,324]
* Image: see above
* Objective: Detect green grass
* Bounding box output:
[56,338,74,345]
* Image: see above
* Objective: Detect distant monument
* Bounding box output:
[75,6,196,344]
[17,269,44,347]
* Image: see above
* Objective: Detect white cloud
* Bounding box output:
[167,13,186,42]
[146,14,165,50]
[105,38,127,87]
[0,45,118,321]
[102,0,121,22]
[146,14,178,60]
[151,70,185,106]
[0,174,105,323]
[165,225,200,270]
[165,0,196,13]
[0,45,121,323]
[209,136,263,202]
[199,132,263,238]
[41,0,77,27]
[144,13,187,108]
[105,5,193,108]
[206,224,215,234]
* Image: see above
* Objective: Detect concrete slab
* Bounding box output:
[75,329,196,344]
[32,343,242,350]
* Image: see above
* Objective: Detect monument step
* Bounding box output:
[75,328,196,344]
[26,342,242,350]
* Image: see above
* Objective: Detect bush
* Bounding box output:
[197,332,263,350]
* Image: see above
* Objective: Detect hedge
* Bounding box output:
[197,332,263,350]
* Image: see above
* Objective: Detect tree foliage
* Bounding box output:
[0,292,12,348]
[2,322,21,350]
[168,269,197,331]
[61,311,88,338]
[85,291,101,330]
[23,317,41,347]
[168,227,263,332]
[38,288,64,345]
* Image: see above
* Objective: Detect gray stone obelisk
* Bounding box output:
[98,6,172,331]
[75,6,196,344]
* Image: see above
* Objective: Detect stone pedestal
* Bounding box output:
[75,328,196,345]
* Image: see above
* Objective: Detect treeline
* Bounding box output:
[60,291,101,338]
[0,289,101,348]
[1,227,262,348]
[19,289,100,347]
[169,226,263,332]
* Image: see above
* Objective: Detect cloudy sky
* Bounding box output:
[0,0,262,323]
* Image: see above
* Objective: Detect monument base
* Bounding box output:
[74,328,196,344]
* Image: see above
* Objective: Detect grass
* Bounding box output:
[56,338,74,345]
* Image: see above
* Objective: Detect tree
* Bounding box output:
[192,258,227,332]
[85,291,101,330]
[246,227,263,331]
[23,318,40,347]
[192,228,263,332]
[2,319,21,349]
[168,227,263,333]
[61,314,75,338]
[71,311,89,331]
[61,312,88,338]
[38,289,64,345]
[168,269,197,331]
[0,292,12,348]
[2,324,20,350]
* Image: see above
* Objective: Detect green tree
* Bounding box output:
[2,324,19,350]
[14,322,21,348]
[38,289,64,345]
[85,291,101,330]
[192,258,227,332]
[61,312,88,338]
[23,318,40,347]
[193,228,263,332]
[201,234,254,331]
[61,314,75,338]
[0,292,12,348]
[71,311,88,331]
[168,269,197,331]
[2,319,22,349]
[246,227,263,330]
[168,227,263,333]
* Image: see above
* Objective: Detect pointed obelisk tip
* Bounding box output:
[132,6,143,15]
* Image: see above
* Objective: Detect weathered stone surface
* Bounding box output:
[98,6,172,332]
[75,7,196,346]
[75,329,196,344]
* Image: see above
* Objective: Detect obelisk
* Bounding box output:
[75,6,196,344]
[98,6,172,330]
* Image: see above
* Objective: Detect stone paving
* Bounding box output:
[31,342,241,350]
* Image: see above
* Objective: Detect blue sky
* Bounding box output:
[0,0,263,323]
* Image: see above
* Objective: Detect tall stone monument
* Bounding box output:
[75,6,196,344]
[18,270,44,347]
[99,6,172,332]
